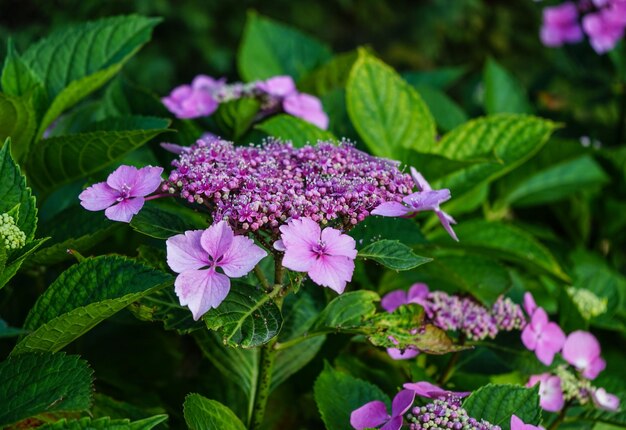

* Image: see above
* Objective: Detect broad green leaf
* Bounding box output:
[0,239,47,290]
[501,155,608,207]
[346,51,436,158]
[402,67,467,90]
[350,216,426,246]
[358,239,432,271]
[0,139,37,241]
[255,114,336,147]
[0,93,37,162]
[415,85,468,132]
[39,415,168,430]
[91,393,168,423]
[13,255,172,354]
[214,98,261,141]
[1,40,44,98]
[0,318,27,338]
[299,50,360,96]
[483,58,531,115]
[21,15,161,134]
[429,220,569,282]
[30,205,120,265]
[312,290,379,332]
[203,282,283,348]
[314,363,390,430]
[429,115,557,199]
[0,352,93,428]
[132,287,204,334]
[27,116,170,192]
[183,393,246,430]
[463,384,541,430]
[130,200,209,239]
[238,11,331,82]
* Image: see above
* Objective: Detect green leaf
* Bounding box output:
[214,98,261,141]
[130,200,209,239]
[203,282,283,348]
[0,93,37,162]
[346,50,436,158]
[314,363,390,430]
[0,352,93,428]
[1,39,44,98]
[429,115,557,199]
[0,318,27,338]
[429,220,569,282]
[38,415,168,430]
[298,50,360,96]
[358,239,432,271]
[483,58,531,115]
[581,391,626,427]
[255,114,336,147]
[183,393,246,430]
[132,287,204,334]
[312,290,379,332]
[0,238,47,290]
[415,85,468,132]
[30,205,120,265]
[27,116,170,192]
[13,255,172,354]
[238,11,331,82]
[501,155,609,207]
[91,393,168,422]
[350,216,426,246]
[402,67,467,90]
[463,384,541,430]
[21,15,161,135]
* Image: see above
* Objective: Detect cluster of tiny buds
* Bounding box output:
[566,287,607,320]
[423,293,526,341]
[553,365,593,405]
[0,213,26,250]
[406,397,501,430]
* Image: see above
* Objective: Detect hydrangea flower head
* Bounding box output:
[162,75,224,119]
[511,415,541,430]
[527,373,565,412]
[275,217,357,293]
[562,330,606,379]
[521,307,565,365]
[166,221,267,319]
[350,389,415,430]
[79,165,163,223]
[406,396,500,430]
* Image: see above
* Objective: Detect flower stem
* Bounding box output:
[438,334,466,385]
[254,265,270,291]
[144,192,174,201]
[547,401,571,430]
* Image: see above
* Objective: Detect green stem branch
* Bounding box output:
[438,334,465,385]
[547,401,571,430]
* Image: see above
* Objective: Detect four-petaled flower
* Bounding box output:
[403,381,471,399]
[527,373,565,412]
[79,165,163,223]
[562,330,606,380]
[166,221,267,320]
[511,414,542,430]
[372,167,458,241]
[350,389,415,430]
[521,307,565,365]
[275,217,357,294]
[162,75,224,119]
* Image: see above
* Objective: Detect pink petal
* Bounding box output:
[283,93,329,129]
[192,75,225,90]
[527,373,550,388]
[219,235,267,278]
[403,381,470,400]
[391,390,415,416]
[104,197,144,223]
[435,210,458,242]
[409,167,432,192]
[531,307,549,330]
[174,269,230,320]
[282,244,315,272]
[371,201,412,217]
[524,292,537,316]
[511,415,524,430]
[380,416,403,430]
[166,230,210,273]
[387,347,419,360]
[535,342,558,366]
[273,239,286,251]
[200,221,234,260]
[160,143,189,154]
[320,227,357,259]
[540,376,564,412]
[131,166,164,196]
[592,388,620,411]
[79,182,119,211]
[521,325,538,351]
[583,356,606,380]
[562,331,602,372]
[350,400,389,429]
[535,322,565,365]
[107,165,140,191]
[407,283,429,304]
[381,290,408,313]
[307,254,355,294]
[279,217,321,250]
[257,76,297,97]
[402,190,450,211]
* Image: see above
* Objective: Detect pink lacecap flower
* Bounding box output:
[592,387,621,411]
[402,381,471,399]
[166,221,267,320]
[381,283,429,313]
[275,217,357,294]
[540,2,584,47]
[79,165,163,223]
[562,330,606,379]
[527,373,565,412]
[350,389,415,430]
[372,167,458,241]
[521,307,566,365]
[283,93,330,129]
[162,75,224,119]
[511,414,542,430]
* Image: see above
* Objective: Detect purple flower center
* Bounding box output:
[311,240,328,258]
[116,184,133,201]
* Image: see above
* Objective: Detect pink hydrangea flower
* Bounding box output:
[403,381,471,399]
[592,388,621,411]
[521,307,565,365]
[166,221,267,320]
[562,330,606,379]
[350,389,415,430]
[527,373,565,412]
[275,217,357,293]
[540,2,584,47]
[582,8,626,53]
[283,93,330,129]
[372,167,457,241]
[79,165,163,223]
[162,75,224,119]
[511,415,542,430]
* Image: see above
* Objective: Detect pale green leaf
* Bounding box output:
[358,239,432,271]
[38,415,168,430]
[255,114,336,147]
[483,58,531,115]
[130,200,209,239]
[0,93,37,162]
[183,393,246,430]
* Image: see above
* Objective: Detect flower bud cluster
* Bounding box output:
[0,213,26,250]
[406,397,501,430]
